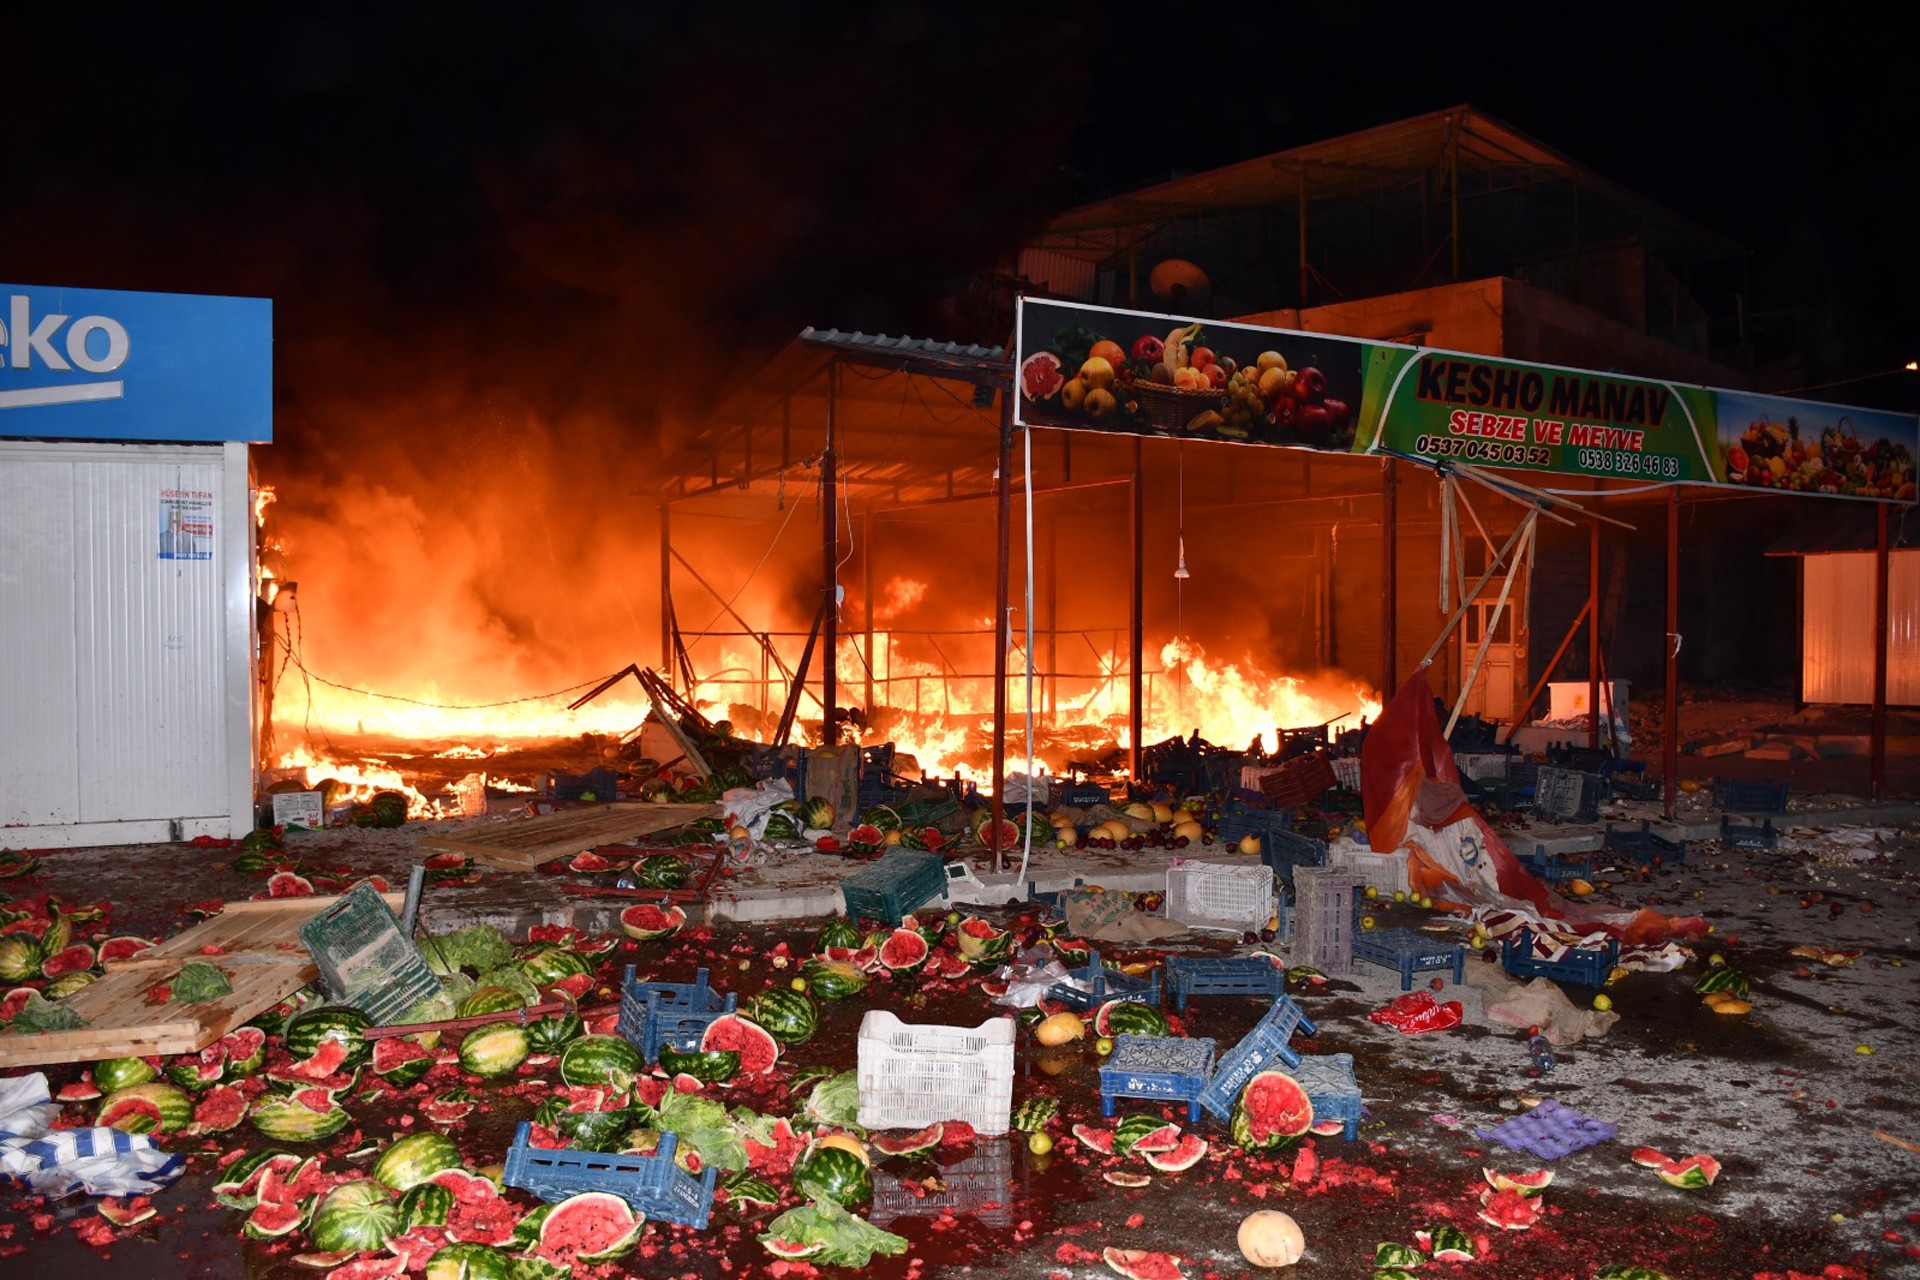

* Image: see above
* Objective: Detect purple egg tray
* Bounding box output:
[1475,1098,1617,1160]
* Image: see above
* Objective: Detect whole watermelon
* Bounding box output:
[634,854,689,889]
[747,988,818,1046]
[792,1144,872,1208]
[559,1035,644,1090]
[372,1132,463,1190]
[309,1179,399,1253]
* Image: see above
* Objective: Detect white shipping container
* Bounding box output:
[0,439,255,848]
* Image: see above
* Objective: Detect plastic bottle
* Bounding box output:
[1527,1025,1555,1075]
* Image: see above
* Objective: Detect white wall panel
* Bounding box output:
[73,457,228,820]
[0,460,83,823]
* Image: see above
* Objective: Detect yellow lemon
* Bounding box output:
[1592,994,1612,1012]
[1095,1037,1115,1056]
[1028,1131,1054,1156]
[790,977,808,992]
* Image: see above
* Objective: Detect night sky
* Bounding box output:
[10,6,1918,437]
[6,6,1916,699]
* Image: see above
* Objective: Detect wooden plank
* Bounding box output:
[419,803,719,872]
[108,892,406,970]
[0,959,316,1067]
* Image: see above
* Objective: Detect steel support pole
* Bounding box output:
[1872,503,1889,801]
[990,417,1015,870]
[1589,513,1601,750]
[1664,487,1680,820]
[659,500,673,684]
[1130,437,1145,780]
[1382,459,1398,694]
[822,363,838,734]
[863,514,875,720]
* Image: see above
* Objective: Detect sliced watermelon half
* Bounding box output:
[193,1084,250,1132]
[1141,1134,1208,1172]
[267,872,316,898]
[330,1258,407,1280]
[58,1080,103,1103]
[1628,1146,1672,1169]
[700,1014,780,1075]
[1103,1246,1187,1280]
[870,1123,944,1158]
[1477,1185,1545,1230]
[1071,1123,1115,1155]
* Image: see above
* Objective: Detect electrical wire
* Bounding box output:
[682,482,807,660]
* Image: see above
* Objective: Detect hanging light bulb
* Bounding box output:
[1174,535,1190,579]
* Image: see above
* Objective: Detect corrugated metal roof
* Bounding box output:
[1032,105,1744,266]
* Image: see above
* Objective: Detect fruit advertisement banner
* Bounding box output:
[1013,298,1919,503]
[1014,299,1368,452]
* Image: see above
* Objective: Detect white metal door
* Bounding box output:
[1462,597,1517,722]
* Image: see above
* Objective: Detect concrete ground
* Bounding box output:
[5,779,1920,1278]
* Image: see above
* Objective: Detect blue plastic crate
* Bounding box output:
[616,965,737,1063]
[1720,814,1779,852]
[1289,1053,1364,1141]
[1198,994,1317,1122]
[1520,846,1595,886]
[1059,781,1111,808]
[1164,956,1285,1012]
[504,1122,716,1229]
[1099,1034,1217,1123]
[1714,777,1789,814]
[1499,927,1620,988]
[1350,927,1465,991]
[1533,766,1608,822]
[1045,949,1162,1011]
[1603,819,1686,867]
[1218,801,1293,850]
[1257,827,1328,890]
[841,848,947,926]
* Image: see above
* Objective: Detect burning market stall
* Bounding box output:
[0,282,272,849]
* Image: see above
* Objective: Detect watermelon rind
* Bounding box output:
[1113,1114,1174,1156]
[1484,1166,1553,1196]
[721,1172,780,1208]
[1102,1246,1187,1279]
[310,1179,401,1254]
[214,1149,299,1209]
[423,1242,512,1280]
[536,1191,642,1263]
[398,1181,455,1229]
[97,1197,158,1226]
[458,1022,531,1078]
[1655,1154,1720,1189]
[618,904,686,941]
[558,1035,644,1090]
[285,1005,375,1071]
[800,958,868,1000]
[656,1044,740,1083]
[94,1056,160,1093]
[98,1081,193,1134]
[1103,1170,1151,1187]
[1416,1223,1477,1261]
[762,1237,824,1259]
[1628,1147,1671,1168]
[1096,999,1171,1039]
[1012,1097,1059,1132]
[374,1131,465,1190]
[1374,1241,1426,1268]
[251,1093,352,1143]
[242,1197,308,1240]
[1141,1133,1208,1172]
[870,1123,944,1158]
[193,1083,249,1132]
[372,1035,436,1086]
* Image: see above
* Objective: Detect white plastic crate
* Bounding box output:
[1326,845,1411,898]
[856,1010,1015,1136]
[1331,758,1362,790]
[870,1137,1013,1228]
[1164,859,1278,934]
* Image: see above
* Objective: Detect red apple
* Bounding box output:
[1190,346,1215,371]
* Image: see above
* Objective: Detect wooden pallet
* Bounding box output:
[418,803,719,872]
[0,891,402,1069]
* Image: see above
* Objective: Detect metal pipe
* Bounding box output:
[1130,437,1145,780]
[1664,486,1680,820]
[1589,510,1601,750]
[823,363,839,732]
[1383,459,1398,692]
[659,500,673,684]
[1872,503,1889,800]
[990,415,1015,870]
